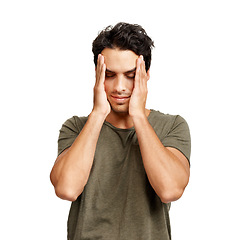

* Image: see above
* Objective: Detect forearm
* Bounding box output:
[50,111,106,201]
[133,114,189,203]
[51,54,110,201]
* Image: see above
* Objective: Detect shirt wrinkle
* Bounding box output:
[57,109,191,240]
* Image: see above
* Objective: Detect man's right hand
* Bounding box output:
[51,54,111,201]
[93,54,111,117]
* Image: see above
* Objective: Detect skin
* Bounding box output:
[101,48,150,128]
[50,48,190,203]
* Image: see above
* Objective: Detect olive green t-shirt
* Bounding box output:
[57,109,191,240]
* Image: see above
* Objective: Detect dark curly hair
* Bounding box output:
[92,22,154,72]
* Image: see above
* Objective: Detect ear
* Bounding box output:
[146,69,150,81]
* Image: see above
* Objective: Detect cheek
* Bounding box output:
[104,81,110,93]
[128,81,135,92]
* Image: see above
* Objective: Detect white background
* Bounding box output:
[1,0,242,239]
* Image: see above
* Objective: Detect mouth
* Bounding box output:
[110,95,130,103]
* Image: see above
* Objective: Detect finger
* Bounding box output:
[142,60,147,86]
[100,62,106,85]
[141,55,146,73]
[139,56,147,85]
[138,55,145,85]
[98,54,104,74]
[140,55,146,73]
[96,54,105,85]
[96,54,101,81]
[135,56,142,86]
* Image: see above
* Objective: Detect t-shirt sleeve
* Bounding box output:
[57,116,84,156]
[162,115,191,162]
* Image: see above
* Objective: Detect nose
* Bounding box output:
[113,75,126,93]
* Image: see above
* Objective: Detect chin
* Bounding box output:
[111,105,129,114]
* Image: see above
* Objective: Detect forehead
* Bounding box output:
[101,48,139,73]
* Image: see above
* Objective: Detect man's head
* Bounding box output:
[92,22,154,72]
[92,23,154,115]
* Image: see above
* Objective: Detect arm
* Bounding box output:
[133,115,190,203]
[50,55,110,201]
[129,56,190,203]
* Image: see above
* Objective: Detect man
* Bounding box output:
[50,22,191,240]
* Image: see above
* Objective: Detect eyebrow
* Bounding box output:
[105,67,136,74]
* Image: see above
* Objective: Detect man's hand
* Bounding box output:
[93,54,111,117]
[129,55,149,118]
[51,54,111,201]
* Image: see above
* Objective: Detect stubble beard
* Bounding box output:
[109,102,129,115]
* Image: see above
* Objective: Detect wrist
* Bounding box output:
[91,105,110,118]
[130,107,147,118]
[131,111,147,123]
[131,108,150,124]
[89,109,108,123]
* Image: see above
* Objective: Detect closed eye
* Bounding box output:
[126,73,135,79]
[105,74,116,78]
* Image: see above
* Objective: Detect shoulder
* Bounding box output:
[61,115,88,133]
[149,110,191,160]
[57,115,88,156]
[149,109,188,130]
[149,109,191,146]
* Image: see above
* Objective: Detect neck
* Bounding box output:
[105,109,151,129]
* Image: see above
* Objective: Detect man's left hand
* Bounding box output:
[129,55,150,118]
